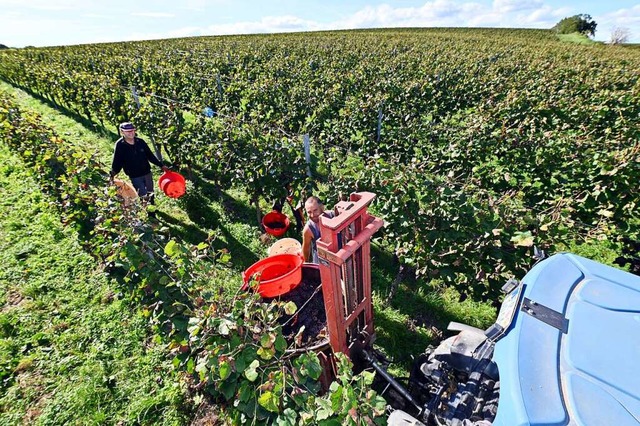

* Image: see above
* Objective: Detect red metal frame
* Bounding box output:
[316,192,384,358]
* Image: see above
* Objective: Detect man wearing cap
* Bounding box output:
[110,122,169,206]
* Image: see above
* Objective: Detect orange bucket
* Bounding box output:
[242,254,303,298]
[157,171,186,199]
[262,211,290,237]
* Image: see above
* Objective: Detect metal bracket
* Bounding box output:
[521,298,569,334]
[501,278,519,294]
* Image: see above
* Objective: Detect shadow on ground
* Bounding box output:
[368,244,494,369]
[188,169,257,225]
[172,178,260,271]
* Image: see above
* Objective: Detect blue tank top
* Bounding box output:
[307,211,334,263]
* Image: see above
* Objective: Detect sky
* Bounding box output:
[1,0,639,48]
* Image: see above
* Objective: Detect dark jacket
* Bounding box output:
[110,137,163,178]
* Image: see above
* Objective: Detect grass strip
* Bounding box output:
[0,143,190,425]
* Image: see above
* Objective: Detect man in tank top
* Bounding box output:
[302,196,334,263]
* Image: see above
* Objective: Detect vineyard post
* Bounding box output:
[216,73,223,97]
[130,86,140,108]
[377,102,384,143]
[252,193,262,230]
[303,134,311,177]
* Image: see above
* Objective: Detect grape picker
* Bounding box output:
[109,122,169,206]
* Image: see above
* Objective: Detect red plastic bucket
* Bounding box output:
[157,171,186,199]
[242,253,303,298]
[262,211,290,237]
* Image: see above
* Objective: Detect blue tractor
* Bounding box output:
[378,253,640,425]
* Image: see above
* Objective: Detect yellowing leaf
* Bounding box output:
[258,391,280,413]
[510,231,534,247]
[244,360,259,382]
[284,301,297,315]
[260,333,275,348]
[257,346,275,360]
[219,360,232,380]
[597,209,614,218]
[164,240,178,256]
